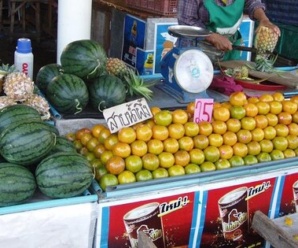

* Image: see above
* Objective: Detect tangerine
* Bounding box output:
[147,139,164,155]
[198,121,213,136]
[152,167,169,179]
[163,138,179,153]
[152,125,169,141]
[118,127,136,144]
[106,156,125,175]
[184,122,200,137]
[212,120,227,134]
[223,131,238,146]
[112,142,131,158]
[282,100,298,114]
[278,112,293,125]
[103,133,118,150]
[118,170,137,184]
[178,136,194,151]
[136,170,153,182]
[226,118,241,132]
[168,165,186,177]
[244,103,258,117]
[125,155,143,173]
[213,106,230,122]
[142,153,160,171]
[154,110,173,126]
[172,109,189,124]
[158,152,175,168]
[219,145,234,160]
[193,134,209,149]
[91,124,106,138]
[99,173,118,191]
[229,91,247,106]
[174,150,191,166]
[208,133,224,147]
[130,140,148,157]
[204,146,220,162]
[168,123,185,139]
[135,124,153,141]
[233,142,248,157]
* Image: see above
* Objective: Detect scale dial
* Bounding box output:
[173,49,214,93]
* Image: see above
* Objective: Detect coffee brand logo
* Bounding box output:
[246,181,271,200]
[158,196,189,217]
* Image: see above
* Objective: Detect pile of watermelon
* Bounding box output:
[0,104,94,207]
[36,39,127,115]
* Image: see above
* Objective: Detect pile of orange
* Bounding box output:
[69,91,298,191]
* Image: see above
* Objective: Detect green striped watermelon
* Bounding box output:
[35,63,63,93]
[0,104,42,134]
[46,74,89,115]
[88,74,126,111]
[0,163,36,206]
[0,121,56,166]
[50,136,77,154]
[35,152,93,198]
[60,39,107,80]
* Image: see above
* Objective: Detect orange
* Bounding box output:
[158,152,175,168]
[244,103,258,117]
[233,142,248,157]
[112,142,131,158]
[135,124,153,141]
[275,123,289,137]
[272,92,284,101]
[230,105,246,120]
[292,112,298,124]
[75,127,92,140]
[198,121,213,136]
[283,149,296,158]
[130,140,148,157]
[259,139,274,153]
[125,155,143,173]
[212,120,227,135]
[288,123,298,136]
[229,155,245,167]
[184,122,200,137]
[237,129,252,144]
[241,116,256,131]
[73,140,83,151]
[223,131,238,146]
[118,127,136,144]
[282,100,298,114]
[99,173,118,191]
[178,136,194,151]
[152,124,169,141]
[193,134,209,149]
[189,148,205,165]
[65,132,76,142]
[91,124,106,138]
[251,128,265,142]
[186,101,195,118]
[226,118,241,132]
[168,165,186,177]
[243,155,258,165]
[204,146,220,163]
[93,143,106,159]
[142,153,160,171]
[257,152,272,162]
[174,150,191,166]
[168,123,185,139]
[229,91,247,106]
[254,115,268,129]
[219,145,234,160]
[278,112,293,125]
[215,158,231,170]
[221,101,232,109]
[147,139,164,155]
[152,168,169,179]
[213,106,230,122]
[272,136,288,151]
[256,101,270,115]
[105,155,125,175]
[263,126,277,140]
[290,95,298,104]
[287,134,298,150]
[247,141,261,156]
[163,138,179,153]
[150,106,161,116]
[100,150,113,165]
[259,93,274,102]
[80,132,93,146]
[103,133,118,150]
[94,164,108,181]
[154,110,173,126]
[200,161,216,172]
[247,96,259,104]
[98,127,111,144]
[208,133,224,147]
[269,101,283,115]
[213,102,222,109]
[266,113,279,126]
[87,137,100,152]
[172,109,189,124]
[84,151,96,163]
[185,163,201,174]
[145,119,155,128]
[136,170,153,182]
[118,170,136,184]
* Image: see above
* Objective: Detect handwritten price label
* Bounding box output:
[193,99,214,123]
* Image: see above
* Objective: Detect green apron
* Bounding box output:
[204,0,245,60]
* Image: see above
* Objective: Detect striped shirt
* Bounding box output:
[177,0,266,28]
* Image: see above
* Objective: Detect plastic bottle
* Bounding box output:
[14,38,34,79]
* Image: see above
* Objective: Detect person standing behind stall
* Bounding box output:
[177,0,281,60]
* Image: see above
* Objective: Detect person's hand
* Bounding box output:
[205,33,232,51]
[256,19,281,37]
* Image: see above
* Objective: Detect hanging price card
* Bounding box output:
[193,99,214,123]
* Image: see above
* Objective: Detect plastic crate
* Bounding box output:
[125,0,177,17]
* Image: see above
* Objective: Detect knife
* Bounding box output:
[232,45,273,55]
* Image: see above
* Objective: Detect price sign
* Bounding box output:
[193,99,214,123]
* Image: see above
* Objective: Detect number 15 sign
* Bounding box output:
[193,99,214,123]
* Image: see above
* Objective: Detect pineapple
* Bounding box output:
[253,26,279,72]
[4,72,34,102]
[123,68,154,101]
[23,94,51,120]
[0,96,17,109]
[0,63,17,93]
[106,58,128,79]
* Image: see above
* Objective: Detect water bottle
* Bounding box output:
[14,38,34,79]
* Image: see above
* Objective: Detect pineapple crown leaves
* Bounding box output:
[0,63,17,76]
[123,68,154,101]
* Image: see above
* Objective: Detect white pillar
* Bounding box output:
[57,0,92,64]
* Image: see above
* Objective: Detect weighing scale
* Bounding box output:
[158,25,229,103]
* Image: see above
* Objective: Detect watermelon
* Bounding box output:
[50,136,77,154]
[35,152,93,198]
[0,121,56,166]
[60,39,107,80]
[0,163,36,206]
[0,104,42,135]
[46,74,89,115]
[88,74,126,111]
